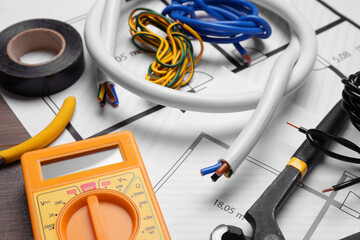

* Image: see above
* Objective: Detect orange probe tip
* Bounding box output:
[286,121,300,129]
[322,187,334,193]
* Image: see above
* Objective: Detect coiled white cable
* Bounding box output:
[95,0,121,86]
[85,0,317,175]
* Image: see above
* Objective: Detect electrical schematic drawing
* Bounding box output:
[3,0,360,239]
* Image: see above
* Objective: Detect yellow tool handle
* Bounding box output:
[0,96,76,165]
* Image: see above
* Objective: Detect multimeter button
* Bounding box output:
[56,189,140,240]
[80,182,96,192]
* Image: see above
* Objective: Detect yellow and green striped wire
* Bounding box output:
[129,8,204,89]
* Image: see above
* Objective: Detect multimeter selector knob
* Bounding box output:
[56,189,140,240]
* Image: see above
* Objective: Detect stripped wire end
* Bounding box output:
[286,121,300,130]
[286,121,307,134]
[322,187,335,193]
[176,19,183,26]
[322,178,360,193]
[243,53,252,65]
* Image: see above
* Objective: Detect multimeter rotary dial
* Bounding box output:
[56,189,140,240]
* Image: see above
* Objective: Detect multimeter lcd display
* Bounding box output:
[41,146,124,180]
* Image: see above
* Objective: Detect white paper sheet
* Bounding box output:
[1,0,360,239]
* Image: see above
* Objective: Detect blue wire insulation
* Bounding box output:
[162,0,272,58]
[110,84,119,105]
[200,161,223,176]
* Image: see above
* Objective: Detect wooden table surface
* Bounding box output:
[0,95,34,239]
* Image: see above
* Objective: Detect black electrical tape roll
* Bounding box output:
[0,19,85,96]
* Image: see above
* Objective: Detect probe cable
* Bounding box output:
[161,0,272,63]
[287,72,360,192]
[128,8,204,89]
[287,122,360,164]
[288,121,360,193]
[85,0,317,181]
[342,71,360,131]
[322,178,360,193]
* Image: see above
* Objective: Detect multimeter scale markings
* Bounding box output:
[36,186,82,237]
[98,172,135,193]
[34,169,163,239]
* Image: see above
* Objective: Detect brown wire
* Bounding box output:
[104,82,116,103]
[215,162,230,176]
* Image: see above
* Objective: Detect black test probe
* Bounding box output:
[211,100,348,240]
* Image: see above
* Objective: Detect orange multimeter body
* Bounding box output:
[21,131,170,240]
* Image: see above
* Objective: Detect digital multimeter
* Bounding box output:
[21,131,170,240]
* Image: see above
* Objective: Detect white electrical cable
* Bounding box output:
[223,30,300,171]
[221,0,317,171]
[85,0,317,175]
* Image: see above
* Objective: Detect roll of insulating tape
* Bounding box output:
[0,19,85,96]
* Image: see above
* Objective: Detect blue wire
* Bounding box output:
[110,84,119,105]
[200,161,223,176]
[162,0,272,58]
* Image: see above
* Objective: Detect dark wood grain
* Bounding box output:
[0,95,34,240]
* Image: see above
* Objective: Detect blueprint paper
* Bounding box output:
[1,0,360,239]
